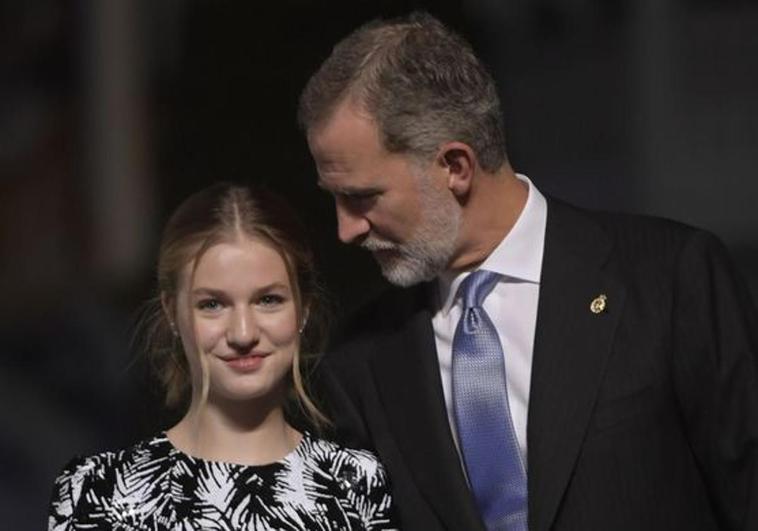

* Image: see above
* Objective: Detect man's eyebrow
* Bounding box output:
[317,181,381,196]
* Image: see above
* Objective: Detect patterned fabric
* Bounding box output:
[48,432,397,530]
[452,270,527,531]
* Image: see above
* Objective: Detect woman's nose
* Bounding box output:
[226,308,259,350]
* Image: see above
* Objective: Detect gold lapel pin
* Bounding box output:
[590,294,607,314]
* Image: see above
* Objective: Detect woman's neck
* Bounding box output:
[166,393,302,466]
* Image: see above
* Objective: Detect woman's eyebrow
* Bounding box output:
[191,283,289,296]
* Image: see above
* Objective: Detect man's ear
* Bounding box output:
[437,142,477,197]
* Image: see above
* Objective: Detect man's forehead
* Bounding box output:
[316,167,379,194]
[308,102,380,152]
[317,181,374,196]
[311,151,352,172]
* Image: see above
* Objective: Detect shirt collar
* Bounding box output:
[436,174,547,315]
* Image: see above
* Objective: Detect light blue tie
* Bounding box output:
[452,270,528,531]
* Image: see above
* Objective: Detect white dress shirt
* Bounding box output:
[432,174,547,465]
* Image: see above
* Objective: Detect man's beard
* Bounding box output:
[362,177,461,287]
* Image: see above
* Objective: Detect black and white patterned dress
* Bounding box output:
[48,432,398,530]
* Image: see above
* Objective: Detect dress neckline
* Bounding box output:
[154,430,309,469]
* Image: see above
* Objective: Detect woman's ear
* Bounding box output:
[299,307,310,334]
[161,292,178,337]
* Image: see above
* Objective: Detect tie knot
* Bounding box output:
[457,270,500,309]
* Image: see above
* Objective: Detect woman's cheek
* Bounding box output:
[196,319,229,351]
[262,310,299,345]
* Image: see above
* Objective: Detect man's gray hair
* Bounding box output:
[298,11,508,172]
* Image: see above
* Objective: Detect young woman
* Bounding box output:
[48,184,397,530]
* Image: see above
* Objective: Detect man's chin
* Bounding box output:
[375,253,438,287]
[370,247,398,263]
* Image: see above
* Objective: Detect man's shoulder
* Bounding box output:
[552,197,698,234]
[551,198,719,262]
[327,283,429,362]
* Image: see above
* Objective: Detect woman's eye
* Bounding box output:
[259,294,285,306]
[197,299,222,311]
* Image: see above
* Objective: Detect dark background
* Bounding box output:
[2,0,757,527]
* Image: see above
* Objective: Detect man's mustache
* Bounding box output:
[360,237,397,252]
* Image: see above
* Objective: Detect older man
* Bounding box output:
[299,12,758,531]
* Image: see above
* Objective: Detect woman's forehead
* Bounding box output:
[179,238,290,291]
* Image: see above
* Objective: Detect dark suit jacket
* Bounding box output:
[319,199,758,530]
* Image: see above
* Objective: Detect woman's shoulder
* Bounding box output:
[48,434,173,530]
[295,434,397,529]
[55,434,171,482]
[299,433,390,482]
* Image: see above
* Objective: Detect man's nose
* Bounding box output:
[336,202,370,244]
[227,307,259,350]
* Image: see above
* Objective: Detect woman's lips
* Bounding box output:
[223,354,268,372]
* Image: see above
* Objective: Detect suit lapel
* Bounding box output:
[369,285,484,531]
[527,199,626,531]
[361,200,625,531]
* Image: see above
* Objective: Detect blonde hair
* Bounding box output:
[144,183,330,430]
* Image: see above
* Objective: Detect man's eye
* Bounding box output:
[355,192,379,201]
[339,192,379,212]
[340,191,379,202]
[197,299,222,311]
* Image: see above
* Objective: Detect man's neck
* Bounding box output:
[447,165,528,273]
